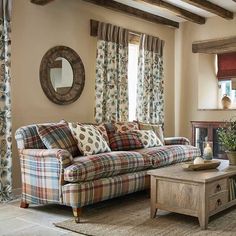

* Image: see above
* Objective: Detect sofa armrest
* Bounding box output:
[164,137,191,146]
[19,149,73,169]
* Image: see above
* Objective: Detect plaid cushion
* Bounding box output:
[15,125,46,149]
[37,123,80,157]
[164,137,191,145]
[64,151,152,182]
[136,145,201,168]
[109,132,144,151]
[62,171,150,207]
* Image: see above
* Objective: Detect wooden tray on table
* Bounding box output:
[182,160,221,171]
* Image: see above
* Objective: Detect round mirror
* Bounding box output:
[40,46,85,105]
[50,57,73,95]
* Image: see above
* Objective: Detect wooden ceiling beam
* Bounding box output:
[136,0,205,24]
[82,0,179,28]
[192,36,236,54]
[31,0,55,5]
[182,0,234,20]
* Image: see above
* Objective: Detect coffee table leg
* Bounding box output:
[198,215,209,230]
[151,207,157,218]
[198,185,209,230]
[150,176,157,218]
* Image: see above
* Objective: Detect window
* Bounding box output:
[128,42,139,121]
[218,80,236,108]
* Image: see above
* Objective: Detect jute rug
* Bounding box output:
[55,192,236,236]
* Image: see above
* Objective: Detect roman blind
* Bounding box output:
[217,52,236,80]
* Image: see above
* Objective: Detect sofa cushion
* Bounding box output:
[138,122,164,145]
[37,123,80,157]
[69,123,111,156]
[133,130,163,148]
[64,151,152,182]
[114,122,139,133]
[135,145,201,168]
[109,132,144,151]
[94,123,109,144]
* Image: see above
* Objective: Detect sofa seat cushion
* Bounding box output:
[135,145,201,168]
[64,151,152,182]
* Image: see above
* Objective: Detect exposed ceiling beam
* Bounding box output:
[31,0,55,5]
[135,0,205,24]
[182,0,234,20]
[192,36,236,54]
[82,0,179,28]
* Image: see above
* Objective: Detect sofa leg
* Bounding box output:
[20,201,29,208]
[72,207,82,223]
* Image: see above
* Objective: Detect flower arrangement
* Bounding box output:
[217,118,236,152]
[217,117,236,165]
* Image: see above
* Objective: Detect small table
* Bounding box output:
[148,160,236,229]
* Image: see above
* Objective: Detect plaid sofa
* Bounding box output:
[15,123,201,222]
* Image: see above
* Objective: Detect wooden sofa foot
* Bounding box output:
[20,201,29,208]
[72,207,82,223]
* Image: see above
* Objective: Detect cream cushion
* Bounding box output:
[68,123,111,156]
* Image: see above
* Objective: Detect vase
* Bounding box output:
[226,151,236,165]
[221,94,231,109]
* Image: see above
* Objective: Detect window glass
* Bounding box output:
[218,80,236,108]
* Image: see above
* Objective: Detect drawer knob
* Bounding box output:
[216,184,221,192]
[216,199,222,207]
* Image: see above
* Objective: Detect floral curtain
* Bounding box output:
[136,34,164,125]
[0,0,12,202]
[95,22,129,123]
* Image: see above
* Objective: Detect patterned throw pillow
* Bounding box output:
[138,122,164,145]
[114,122,139,133]
[133,130,163,148]
[93,123,109,144]
[68,123,111,156]
[37,123,80,157]
[109,132,144,151]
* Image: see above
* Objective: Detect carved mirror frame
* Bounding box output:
[40,46,85,105]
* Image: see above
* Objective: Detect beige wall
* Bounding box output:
[175,17,236,140]
[11,0,175,189]
[198,54,218,109]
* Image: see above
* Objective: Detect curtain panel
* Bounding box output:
[136,34,164,125]
[0,0,12,202]
[95,22,129,123]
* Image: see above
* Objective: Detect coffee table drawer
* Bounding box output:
[208,178,227,196]
[209,191,228,213]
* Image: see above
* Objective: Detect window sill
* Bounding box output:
[198,108,236,111]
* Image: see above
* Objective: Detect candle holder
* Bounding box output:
[203,141,213,160]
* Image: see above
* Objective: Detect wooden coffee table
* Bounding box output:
[148,160,236,229]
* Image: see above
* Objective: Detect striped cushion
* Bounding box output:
[136,145,201,168]
[37,124,80,157]
[109,132,144,151]
[64,151,152,182]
